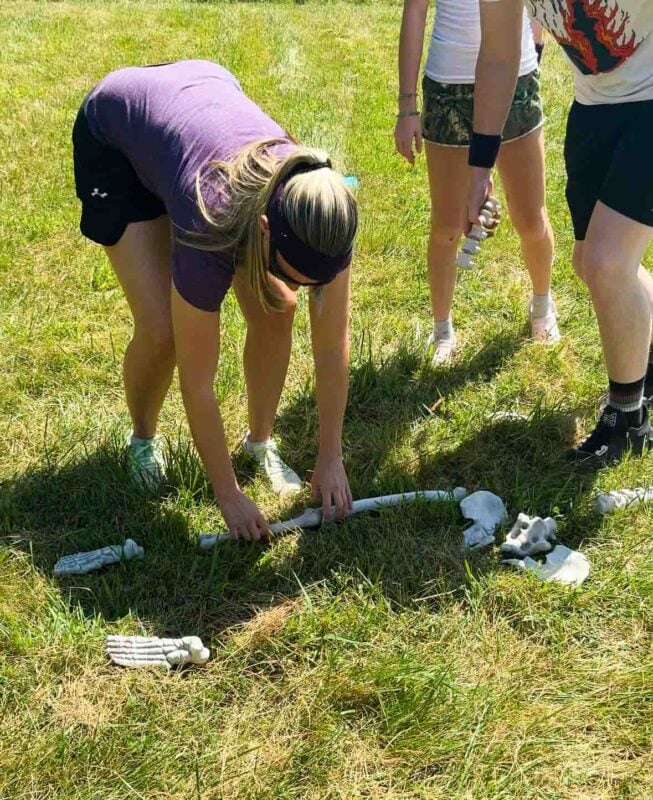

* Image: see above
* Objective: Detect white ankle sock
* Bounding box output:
[434,317,454,340]
[531,292,552,318]
[129,434,154,447]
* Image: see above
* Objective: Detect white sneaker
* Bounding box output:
[529,300,561,345]
[427,328,457,365]
[127,434,166,491]
[243,432,302,496]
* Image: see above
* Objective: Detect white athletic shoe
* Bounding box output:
[529,300,561,345]
[127,434,166,491]
[427,328,458,365]
[242,432,302,496]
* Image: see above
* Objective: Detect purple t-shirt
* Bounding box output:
[84,60,295,311]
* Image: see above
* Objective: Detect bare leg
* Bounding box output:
[497,128,554,297]
[424,142,470,323]
[104,216,175,438]
[582,203,653,383]
[233,274,297,442]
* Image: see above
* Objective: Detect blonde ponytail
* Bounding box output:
[186,138,358,311]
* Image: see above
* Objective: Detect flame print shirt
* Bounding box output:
[524,1,653,103]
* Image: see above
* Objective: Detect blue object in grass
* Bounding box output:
[343,175,359,188]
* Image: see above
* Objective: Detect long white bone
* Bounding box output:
[106,635,210,670]
[54,539,144,576]
[199,488,468,549]
[501,513,557,558]
[502,545,590,587]
[460,490,507,549]
[594,487,653,515]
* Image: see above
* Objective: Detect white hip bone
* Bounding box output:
[106,635,210,669]
[501,513,557,558]
[460,490,508,550]
[199,488,468,550]
[502,545,590,587]
[594,487,653,515]
[54,539,144,576]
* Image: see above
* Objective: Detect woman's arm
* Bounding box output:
[467,0,524,226]
[308,269,353,520]
[394,0,430,164]
[171,285,270,541]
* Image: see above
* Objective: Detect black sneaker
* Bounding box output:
[569,405,652,465]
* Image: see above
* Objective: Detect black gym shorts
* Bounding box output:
[72,101,166,247]
[564,98,653,241]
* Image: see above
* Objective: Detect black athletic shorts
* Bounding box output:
[72,102,166,246]
[564,99,653,241]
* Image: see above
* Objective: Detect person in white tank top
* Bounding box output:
[394,0,559,364]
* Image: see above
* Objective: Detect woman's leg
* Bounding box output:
[104,215,175,439]
[497,128,555,304]
[424,142,472,359]
[232,274,297,442]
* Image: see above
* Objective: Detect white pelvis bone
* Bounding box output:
[199,488,468,549]
[106,635,210,670]
[501,513,557,558]
[594,487,653,515]
[460,491,508,550]
[503,545,590,587]
[54,539,144,576]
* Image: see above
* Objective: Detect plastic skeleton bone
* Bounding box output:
[54,539,144,576]
[460,490,508,549]
[106,635,210,670]
[199,488,468,549]
[594,487,653,515]
[500,513,557,558]
[456,197,501,269]
[502,545,590,587]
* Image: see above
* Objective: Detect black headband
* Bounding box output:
[266,162,354,283]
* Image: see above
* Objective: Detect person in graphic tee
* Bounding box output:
[468,1,653,464]
[73,61,358,539]
[394,0,558,366]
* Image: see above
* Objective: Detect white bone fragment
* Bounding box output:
[106,635,210,670]
[502,545,590,587]
[501,513,557,558]
[199,488,468,549]
[54,539,144,576]
[594,487,653,515]
[460,491,508,549]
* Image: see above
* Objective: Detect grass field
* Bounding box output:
[1,2,652,798]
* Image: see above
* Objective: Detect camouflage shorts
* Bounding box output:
[422,69,543,147]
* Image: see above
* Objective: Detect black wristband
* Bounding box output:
[468,132,502,169]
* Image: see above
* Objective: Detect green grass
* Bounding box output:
[1,2,652,798]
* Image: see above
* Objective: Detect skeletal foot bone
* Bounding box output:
[460,490,508,550]
[106,635,210,670]
[594,487,653,515]
[502,545,590,587]
[54,539,144,576]
[199,488,468,549]
[501,513,557,558]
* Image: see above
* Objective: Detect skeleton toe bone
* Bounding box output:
[594,487,653,515]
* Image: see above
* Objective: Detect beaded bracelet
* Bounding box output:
[397,110,421,119]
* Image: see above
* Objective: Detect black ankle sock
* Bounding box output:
[608,376,645,416]
[646,355,653,396]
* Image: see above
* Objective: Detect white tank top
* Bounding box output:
[425,0,538,84]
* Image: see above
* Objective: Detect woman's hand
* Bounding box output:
[310,454,353,522]
[394,114,423,165]
[219,489,271,542]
